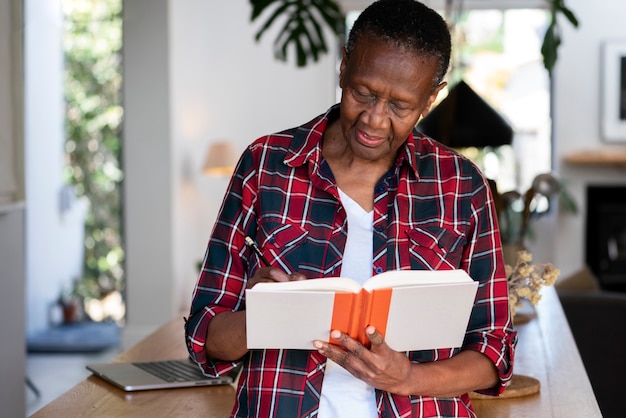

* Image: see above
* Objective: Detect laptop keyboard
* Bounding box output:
[133,360,206,382]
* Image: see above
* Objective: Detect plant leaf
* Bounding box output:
[541,22,561,74]
[278,2,325,66]
[304,8,328,56]
[558,183,578,214]
[313,0,344,34]
[274,10,300,61]
[250,0,280,21]
[296,35,307,67]
[558,4,579,28]
[250,0,344,67]
[253,1,293,42]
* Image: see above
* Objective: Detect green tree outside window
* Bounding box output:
[62,0,124,320]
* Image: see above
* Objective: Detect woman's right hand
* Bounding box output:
[246,267,307,289]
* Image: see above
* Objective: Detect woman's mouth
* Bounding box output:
[357,129,387,147]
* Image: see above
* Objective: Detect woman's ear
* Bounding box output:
[421,81,447,118]
[338,47,348,88]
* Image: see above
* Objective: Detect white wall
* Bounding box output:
[546,0,626,279]
[122,0,174,345]
[169,0,338,311]
[123,0,337,342]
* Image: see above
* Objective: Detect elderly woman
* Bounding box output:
[185,1,516,417]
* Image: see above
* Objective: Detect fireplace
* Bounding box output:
[585,185,626,291]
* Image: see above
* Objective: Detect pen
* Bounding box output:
[245,236,271,267]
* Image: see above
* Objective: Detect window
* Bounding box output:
[63,0,125,322]
[448,8,551,195]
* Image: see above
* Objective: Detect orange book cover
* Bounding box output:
[330,288,393,347]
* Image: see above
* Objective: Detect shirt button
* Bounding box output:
[375,225,384,232]
[268,236,275,244]
[374,266,384,274]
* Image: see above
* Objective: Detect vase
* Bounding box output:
[512,298,537,325]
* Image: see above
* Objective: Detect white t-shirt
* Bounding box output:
[318,188,378,418]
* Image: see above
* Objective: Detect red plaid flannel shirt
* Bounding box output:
[185,105,516,417]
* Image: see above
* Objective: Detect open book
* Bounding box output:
[245,269,478,351]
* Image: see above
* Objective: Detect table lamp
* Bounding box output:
[202,141,237,177]
[417,80,513,148]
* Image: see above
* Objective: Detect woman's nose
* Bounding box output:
[361,101,390,129]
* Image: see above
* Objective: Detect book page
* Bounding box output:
[363,269,472,291]
[246,290,336,349]
[382,280,478,351]
[250,277,362,293]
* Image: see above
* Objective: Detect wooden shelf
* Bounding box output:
[563,148,626,165]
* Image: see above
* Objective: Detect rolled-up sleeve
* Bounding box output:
[462,174,517,396]
[185,305,240,376]
[463,287,517,396]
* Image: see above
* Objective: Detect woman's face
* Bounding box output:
[338,35,445,165]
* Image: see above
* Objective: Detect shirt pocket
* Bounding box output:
[258,222,309,273]
[406,226,466,270]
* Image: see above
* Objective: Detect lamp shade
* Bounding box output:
[203,141,237,176]
[417,80,513,148]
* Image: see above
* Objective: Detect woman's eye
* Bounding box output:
[353,90,371,102]
[391,102,411,116]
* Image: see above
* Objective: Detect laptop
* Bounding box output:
[86,358,235,391]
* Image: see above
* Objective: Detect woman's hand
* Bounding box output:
[206,268,305,361]
[313,326,414,395]
[246,266,307,289]
[313,327,499,397]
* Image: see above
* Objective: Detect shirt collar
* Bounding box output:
[400,131,421,179]
[284,105,338,169]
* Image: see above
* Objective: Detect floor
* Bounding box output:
[25,348,120,417]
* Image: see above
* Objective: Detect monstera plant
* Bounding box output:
[249,0,578,73]
[250,0,345,67]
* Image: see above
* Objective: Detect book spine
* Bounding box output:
[357,289,371,347]
[330,292,356,345]
[330,288,392,347]
[350,290,365,344]
[361,288,392,347]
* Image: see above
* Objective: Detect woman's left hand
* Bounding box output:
[313,326,415,396]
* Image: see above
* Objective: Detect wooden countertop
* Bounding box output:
[29,317,235,418]
[473,287,601,417]
[31,286,601,417]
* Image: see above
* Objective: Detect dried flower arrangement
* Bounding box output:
[506,250,560,316]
